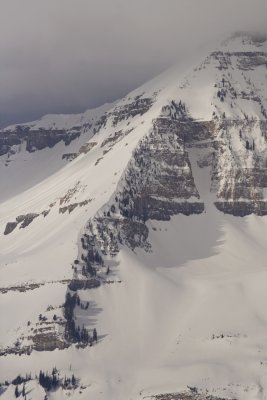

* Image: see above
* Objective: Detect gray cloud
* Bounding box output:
[0,0,266,127]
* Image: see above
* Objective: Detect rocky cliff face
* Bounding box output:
[72,102,208,282]
[212,122,267,216]
[208,46,267,215]
[0,125,90,156]
[116,102,205,222]
[0,104,113,157]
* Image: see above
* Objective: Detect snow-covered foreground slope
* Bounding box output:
[1,201,267,400]
[1,33,267,399]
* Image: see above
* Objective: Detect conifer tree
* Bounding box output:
[15,385,19,398]
[93,328,98,343]
[71,374,76,386]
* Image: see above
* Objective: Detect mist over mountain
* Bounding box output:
[0,0,267,127]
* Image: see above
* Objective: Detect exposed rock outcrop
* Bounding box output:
[25,129,81,152]
[4,213,39,235]
[153,391,236,400]
[111,95,154,126]
[68,279,100,291]
[214,200,267,216]
[4,222,18,235]
[73,101,206,282]
[0,127,81,156]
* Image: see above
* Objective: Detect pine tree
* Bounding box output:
[15,385,19,398]
[39,370,43,386]
[71,374,76,386]
[93,328,98,343]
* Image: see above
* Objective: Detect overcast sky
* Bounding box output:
[0,0,266,127]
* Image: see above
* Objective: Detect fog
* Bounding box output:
[0,0,266,127]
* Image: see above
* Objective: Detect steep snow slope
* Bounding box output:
[1,33,267,400]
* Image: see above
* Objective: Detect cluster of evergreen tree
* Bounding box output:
[87,247,103,265]
[161,100,187,121]
[76,295,89,310]
[217,89,226,102]
[62,374,78,389]
[80,245,104,277]
[65,320,90,344]
[38,368,60,391]
[14,369,79,397]
[14,383,28,398]
[63,291,98,345]
[64,293,89,315]
[175,99,186,113]
[81,261,96,277]
[38,314,47,322]
[65,320,98,346]
[13,374,32,398]
[12,374,31,386]
[81,235,103,264]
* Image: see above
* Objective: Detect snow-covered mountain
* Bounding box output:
[1,32,267,400]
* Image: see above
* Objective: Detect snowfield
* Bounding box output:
[1,33,267,400]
